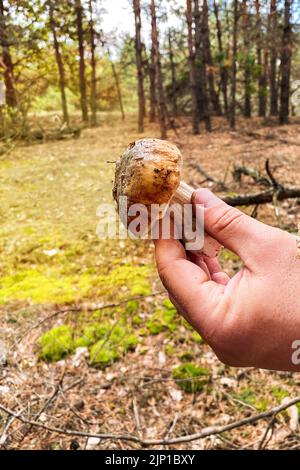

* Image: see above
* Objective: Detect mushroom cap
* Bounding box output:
[113,139,182,212]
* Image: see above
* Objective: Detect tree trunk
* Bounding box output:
[49,1,69,125]
[149,40,156,122]
[203,0,221,116]
[89,0,97,127]
[133,0,145,133]
[269,0,278,116]
[230,0,239,129]
[213,0,228,117]
[279,0,292,125]
[0,0,17,108]
[108,49,125,121]
[242,0,252,118]
[194,0,211,131]
[75,0,88,123]
[150,0,167,139]
[186,0,199,134]
[168,29,178,117]
[255,0,267,117]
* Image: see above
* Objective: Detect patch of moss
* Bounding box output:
[172,363,210,393]
[39,325,74,362]
[146,305,178,335]
[179,351,195,362]
[191,331,203,343]
[233,387,268,411]
[271,386,289,403]
[126,300,139,315]
[90,343,119,367]
[220,249,240,263]
[165,344,176,357]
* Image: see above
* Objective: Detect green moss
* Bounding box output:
[219,249,240,263]
[162,299,175,310]
[39,325,74,362]
[146,305,178,335]
[132,314,143,325]
[233,387,268,411]
[126,300,139,315]
[179,351,195,362]
[191,331,203,343]
[90,343,119,367]
[271,386,289,403]
[165,344,176,357]
[172,363,210,393]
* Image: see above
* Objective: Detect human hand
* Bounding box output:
[154,189,300,371]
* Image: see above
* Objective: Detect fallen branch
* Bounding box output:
[223,186,300,207]
[0,396,299,446]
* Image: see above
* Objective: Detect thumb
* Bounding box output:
[193,189,276,263]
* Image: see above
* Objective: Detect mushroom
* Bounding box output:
[112,138,222,257]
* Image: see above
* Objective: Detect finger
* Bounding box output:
[193,189,276,264]
[154,237,225,335]
[204,256,230,285]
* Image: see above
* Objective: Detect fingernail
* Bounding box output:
[193,189,222,208]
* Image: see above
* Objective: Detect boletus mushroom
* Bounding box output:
[112,138,222,257]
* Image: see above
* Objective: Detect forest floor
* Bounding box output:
[1,113,300,450]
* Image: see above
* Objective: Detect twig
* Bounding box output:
[189,161,227,189]
[0,396,299,446]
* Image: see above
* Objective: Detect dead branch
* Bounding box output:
[0,396,299,446]
[223,186,300,207]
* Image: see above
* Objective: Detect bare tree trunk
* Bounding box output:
[151,0,167,139]
[49,1,69,125]
[279,0,292,125]
[230,0,239,129]
[269,0,278,116]
[89,0,97,127]
[149,41,156,122]
[255,0,267,117]
[242,0,252,118]
[133,0,145,133]
[168,29,178,117]
[186,0,199,134]
[194,0,211,131]
[213,0,228,117]
[0,0,17,108]
[203,0,221,116]
[108,49,125,121]
[75,0,88,123]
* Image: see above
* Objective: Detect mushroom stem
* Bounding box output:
[171,182,222,258]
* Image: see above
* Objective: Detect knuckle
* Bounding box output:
[209,206,244,237]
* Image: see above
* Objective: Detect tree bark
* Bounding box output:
[149,40,156,122]
[133,0,145,133]
[49,1,69,125]
[213,0,228,117]
[194,0,211,131]
[89,0,97,127]
[108,49,125,121]
[269,0,278,116]
[203,0,221,116]
[255,0,267,117]
[186,0,199,134]
[230,0,239,130]
[0,0,17,108]
[75,0,88,123]
[168,29,178,117]
[279,0,293,125]
[242,0,252,118]
[150,0,167,139]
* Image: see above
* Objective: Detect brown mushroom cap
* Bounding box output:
[113,139,182,212]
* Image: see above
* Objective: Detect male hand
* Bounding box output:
[154,189,300,371]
